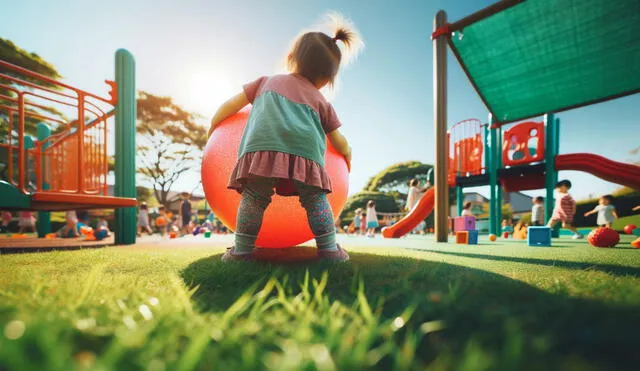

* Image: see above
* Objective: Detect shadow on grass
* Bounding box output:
[182,247,640,370]
[416,249,640,277]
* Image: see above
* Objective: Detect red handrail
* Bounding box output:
[0,59,116,196]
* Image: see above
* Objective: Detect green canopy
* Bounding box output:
[448,0,640,124]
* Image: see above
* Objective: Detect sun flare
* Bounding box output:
[184,70,237,117]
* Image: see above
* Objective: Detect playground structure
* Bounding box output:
[0,50,138,245]
[386,0,640,239]
[427,0,640,242]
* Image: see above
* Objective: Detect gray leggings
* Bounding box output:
[235,178,336,251]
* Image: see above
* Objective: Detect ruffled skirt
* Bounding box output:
[228,151,332,196]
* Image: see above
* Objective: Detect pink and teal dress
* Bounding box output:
[228,74,342,196]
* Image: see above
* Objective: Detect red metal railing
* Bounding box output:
[448,119,484,179]
[0,60,116,196]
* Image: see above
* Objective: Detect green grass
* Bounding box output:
[1,236,640,371]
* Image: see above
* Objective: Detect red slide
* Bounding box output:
[382,187,435,238]
[555,153,640,190]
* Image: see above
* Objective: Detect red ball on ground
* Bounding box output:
[587,227,620,248]
[201,109,349,248]
[624,224,637,235]
[502,232,509,239]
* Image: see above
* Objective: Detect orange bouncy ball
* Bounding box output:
[488,234,497,242]
[201,109,349,248]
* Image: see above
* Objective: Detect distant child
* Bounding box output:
[156,206,168,236]
[366,200,378,237]
[531,196,545,226]
[461,202,473,217]
[584,194,618,228]
[138,202,153,235]
[96,217,110,233]
[406,178,430,211]
[353,208,363,235]
[207,16,361,261]
[501,219,514,236]
[179,192,193,236]
[1,210,11,233]
[17,211,36,234]
[360,212,367,235]
[547,179,582,239]
[59,211,80,238]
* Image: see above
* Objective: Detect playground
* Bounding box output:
[2,0,640,369]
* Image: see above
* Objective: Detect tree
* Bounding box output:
[364,161,433,193]
[136,91,207,207]
[0,38,66,138]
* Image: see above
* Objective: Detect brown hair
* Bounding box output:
[463,202,471,210]
[287,27,356,86]
[367,200,375,208]
[409,178,419,187]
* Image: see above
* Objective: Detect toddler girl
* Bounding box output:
[366,200,378,237]
[547,179,582,239]
[584,194,618,228]
[208,18,361,261]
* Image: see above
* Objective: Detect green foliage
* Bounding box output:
[0,38,61,82]
[339,191,399,224]
[0,38,66,139]
[136,92,206,207]
[364,161,433,193]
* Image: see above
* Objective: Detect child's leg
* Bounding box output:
[296,183,337,251]
[234,178,275,253]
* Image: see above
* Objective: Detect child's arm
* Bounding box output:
[612,208,618,219]
[328,129,352,171]
[584,208,596,217]
[208,92,250,137]
[634,205,640,211]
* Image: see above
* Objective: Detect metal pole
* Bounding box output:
[544,113,555,236]
[496,125,503,225]
[433,10,448,242]
[36,123,51,237]
[488,115,498,235]
[114,49,137,245]
[457,186,464,216]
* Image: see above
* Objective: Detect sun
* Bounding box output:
[184,70,237,117]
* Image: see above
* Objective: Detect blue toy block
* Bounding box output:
[528,226,552,247]
[467,230,478,245]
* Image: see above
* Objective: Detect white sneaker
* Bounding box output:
[572,234,584,240]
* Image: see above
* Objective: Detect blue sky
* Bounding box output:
[2,0,638,201]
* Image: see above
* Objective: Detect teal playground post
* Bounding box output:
[36,123,51,237]
[496,125,503,226]
[456,186,463,217]
[114,49,137,245]
[544,113,560,237]
[488,115,499,235]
